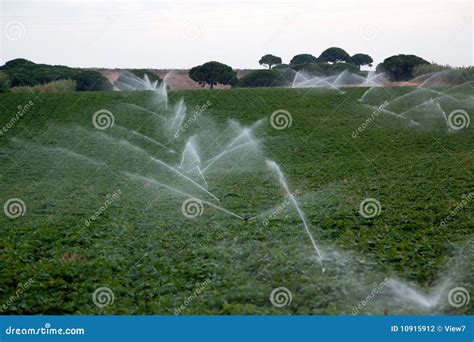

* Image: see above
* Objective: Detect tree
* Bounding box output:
[189,61,237,89]
[319,47,351,64]
[258,54,282,69]
[0,58,112,91]
[289,54,318,66]
[377,54,430,81]
[351,53,373,69]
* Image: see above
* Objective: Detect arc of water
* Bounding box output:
[358,87,376,102]
[170,99,187,131]
[201,140,257,174]
[150,156,220,202]
[126,103,166,119]
[12,139,106,167]
[265,160,324,262]
[47,147,106,167]
[75,127,219,202]
[386,278,451,309]
[435,103,450,130]
[125,173,243,220]
[387,89,457,107]
[398,99,435,117]
[196,166,209,188]
[114,125,170,150]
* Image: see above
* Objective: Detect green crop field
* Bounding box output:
[0,87,472,315]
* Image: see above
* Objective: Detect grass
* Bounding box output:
[0,87,472,315]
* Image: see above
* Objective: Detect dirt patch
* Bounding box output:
[97,68,253,90]
[97,68,426,90]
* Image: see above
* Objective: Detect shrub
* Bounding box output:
[236,70,289,88]
[10,79,77,93]
[0,58,112,91]
[0,71,11,93]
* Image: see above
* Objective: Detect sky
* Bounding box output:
[0,0,472,69]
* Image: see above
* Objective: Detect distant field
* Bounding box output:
[0,87,472,315]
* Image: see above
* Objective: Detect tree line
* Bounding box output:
[190,47,432,89]
[0,48,441,92]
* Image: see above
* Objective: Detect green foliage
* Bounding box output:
[412,64,451,77]
[319,47,351,63]
[235,70,288,88]
[446,66,474,82]
[0,87,472,314]
[10,79,77,93]
[351,54,373,68]
[413,66,474,84]
[377,54,430,81]
[258,54,282,69]
[294,62,359,76]
[289,54,319,66]
[0,71,11,93]
[128,69,162,83]
[272,64,297,82]
[0,58,112,91]
[189,61,237,89]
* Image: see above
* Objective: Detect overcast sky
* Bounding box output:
[0,0,472,69]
